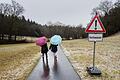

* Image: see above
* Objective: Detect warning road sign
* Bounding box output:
[85,15,106,33]
[86,13,104,75]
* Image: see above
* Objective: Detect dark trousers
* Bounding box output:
[42,53,48,60]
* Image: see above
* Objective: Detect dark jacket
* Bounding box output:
[49,44,58,53]
[41,43,48,54]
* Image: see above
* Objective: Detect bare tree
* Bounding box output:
[91,0,113,16]
[0,0,25,41]
[0,0,24,16]
[114,0,120,7]
[0,3,13,15]
[11,0,24,16]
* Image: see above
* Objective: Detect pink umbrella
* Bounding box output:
[36,36,47,47]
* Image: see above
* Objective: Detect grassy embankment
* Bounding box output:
[0,43,40,80]
[62,34,120,80]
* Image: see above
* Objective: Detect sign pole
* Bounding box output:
[93,41,96,70]
[93,19,97,70]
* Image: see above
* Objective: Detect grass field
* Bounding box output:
[0,43,40,80]
[0,34,119,80]
[62,34,120,80]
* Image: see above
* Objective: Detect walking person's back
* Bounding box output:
[49,44,58,53]
[35,36,48,60]
[41,43,48,60]
[50,35,62,60]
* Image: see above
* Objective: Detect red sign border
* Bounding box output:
[85,15,106,33]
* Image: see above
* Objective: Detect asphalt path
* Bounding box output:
[27,46,81,80]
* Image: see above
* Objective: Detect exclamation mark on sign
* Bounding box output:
[95,20,97,30]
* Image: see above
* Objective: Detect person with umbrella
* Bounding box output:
[49,35,62,58]
[36,36,48,60]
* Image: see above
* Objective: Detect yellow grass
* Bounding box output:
[62,34,120,80]
[0,43,40,80]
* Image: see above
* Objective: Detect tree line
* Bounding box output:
[0,13,87,40]
[0,0,87,42]
[0,0,120,43]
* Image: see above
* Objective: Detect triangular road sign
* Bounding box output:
[85,15,106,33]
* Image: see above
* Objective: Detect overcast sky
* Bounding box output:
[0,0,115,27]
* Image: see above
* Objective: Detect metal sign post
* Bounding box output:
[93,41,96,70]
[87,18,101,75]
[85,12,106,75]
[93,20,97,70]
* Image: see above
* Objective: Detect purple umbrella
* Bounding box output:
[36,36,47,47]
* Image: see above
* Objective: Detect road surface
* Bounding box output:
[27,46,81,80]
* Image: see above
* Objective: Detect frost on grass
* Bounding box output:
[62,34,120,80]
[0,43,40,80]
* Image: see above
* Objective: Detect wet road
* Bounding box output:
[27,46,81,80]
